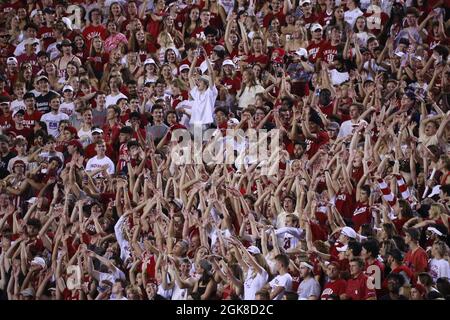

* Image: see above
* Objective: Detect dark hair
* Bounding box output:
[387,272,405,287]
[362,239,380,258]
[347,240,362,256]
[27,218,42,230]
[406,228,420,242]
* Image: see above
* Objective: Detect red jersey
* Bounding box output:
[38,26,55,51]
[321,279,347,299]
[335,191,356,220]
[352,202,371,231]
[404,247,428,275]
[307,40,325,63]
[305,130,329,159]
[345,272,376,300]
[82,25,108,47]
[318,10,334,26]
[319,42,338,64]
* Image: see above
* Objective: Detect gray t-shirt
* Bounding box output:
[146,123,169,144]
[297,277,321,300]
[92,108,107,128]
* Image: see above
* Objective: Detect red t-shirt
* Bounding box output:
[307,40,325,63]
[38,26,55,51]
[335,191,356,220]
[321,279,347,299]
[246,53,269,68]
[404,247,428,275]
[305,130,329,159]
[352,202,371,231]
[319,42,338,64]
[345,272,376,300]
[82,25,108,47]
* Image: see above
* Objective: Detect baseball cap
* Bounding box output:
[20,288,36,298]
[310,23,323,31]
[199,75,210,83]
[12,109,25,117]
[31,256,47,269]
[61,17,73,31]
[213,44,226,52]
[36,75,49,83]
[300,0,311,5]
[24,38,39,46]
[300,261,314,271]
[341,226,357,239]
[92,128,104,135]
[227,118,239,125]
[63,85,74,92]
[12,160,26,168]
[327,121,340,131]
[294,48,308,58]
[171,198,183,210]
[395,51,406,58]
[30,9,42,19]
[0,96,10,104]
[222,59,235,67]
[6,57,18,65]
[23,92,35,100]
[247,246,261,255]
[179,64,190,72]
[144,58,156,65]
[336,244,348,252]
[43,7,56,14]
[57,39,72,50]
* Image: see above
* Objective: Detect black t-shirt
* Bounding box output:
[35,91,56,114]
[0,151,16,179]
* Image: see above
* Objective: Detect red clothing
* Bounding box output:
[352,202,371,231]
[335,191,356,221]
[345,272,376,300]
[82,25,108,47]
[319,42,338,64]
[23,110,43,129]
[245,53,269,67]
[305,130,329,159]
[307,40,325,63]
[404,247,428,275]
[321,279,347,299]
[263,11,286,28]
[38,26,55,51]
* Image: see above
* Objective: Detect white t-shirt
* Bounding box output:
[60,102,75,116]
[86,155,115,175]
[269,273,292,300]
[244,269,269,300]
[78,127,93,148]
[337,119,367,138]
[237,85,265,110]
[105,92,128,108]
[171,277,194,300]
[275,227,304,251]
[297,277,321,300]
[344,8,363,27]
[429,258,450,282]
[40,112,69,137]
[189,85,218,126]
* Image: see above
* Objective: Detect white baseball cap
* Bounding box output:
[341,226,357,239]
[294,48,308,58]
[179,64,190,72]
[222,59,235,67]
[63,85,74,92]
[144,58,156,65]
[310,23,323,31]
[300,0,311,5]
[247,246,261,255]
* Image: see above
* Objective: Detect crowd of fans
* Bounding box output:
[0,0,449,301]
